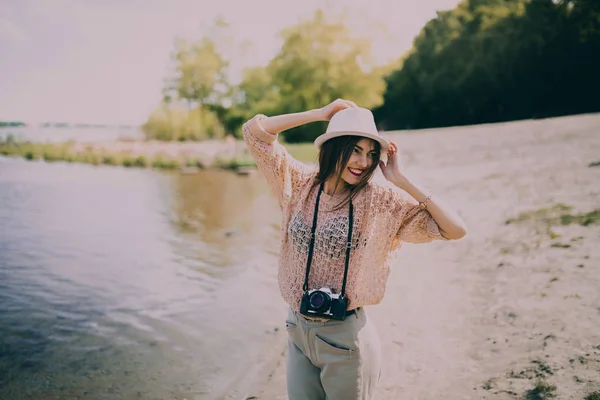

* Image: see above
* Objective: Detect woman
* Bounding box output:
[242,99,467,400]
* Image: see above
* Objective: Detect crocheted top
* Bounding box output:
[243,115,448,311]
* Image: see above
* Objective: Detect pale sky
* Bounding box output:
[0,0,460,125]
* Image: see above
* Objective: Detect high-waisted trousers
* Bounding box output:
[285,307,381,400]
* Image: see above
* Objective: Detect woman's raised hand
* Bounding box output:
[379,141,409,188]
[319,99,358,121]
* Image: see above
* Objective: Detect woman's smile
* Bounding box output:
[348,167,364,177]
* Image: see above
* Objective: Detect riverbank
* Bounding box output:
[223,113,600,400]
[0,136,318,172]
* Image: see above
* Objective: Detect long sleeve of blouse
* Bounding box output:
[242,114,314,210]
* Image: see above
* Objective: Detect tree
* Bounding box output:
[171,37,228,138]
[251,10,387,142]
[376,0,600,130]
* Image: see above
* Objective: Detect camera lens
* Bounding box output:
[309,291,331,312]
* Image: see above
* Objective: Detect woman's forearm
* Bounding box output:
[260,109,326,135]
[397,179,467,240]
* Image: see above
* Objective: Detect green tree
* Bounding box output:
[222,66,281,138]
[172,37,228,138]
[376,0,600,130]
[257,10,387,142]
[144,18,238,140]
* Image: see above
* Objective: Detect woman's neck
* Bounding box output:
[323,177,349,196]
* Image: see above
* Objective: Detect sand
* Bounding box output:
[222,113,600,400]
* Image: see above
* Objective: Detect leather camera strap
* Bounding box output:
[302,181,354,298]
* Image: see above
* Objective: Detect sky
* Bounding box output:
[0,0,460,125]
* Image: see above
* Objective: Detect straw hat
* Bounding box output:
[314,107,389,152]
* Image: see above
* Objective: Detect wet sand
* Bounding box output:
[224,113,600,400]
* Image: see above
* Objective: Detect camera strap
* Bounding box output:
[302,181,354,299]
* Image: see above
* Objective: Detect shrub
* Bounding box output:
[142,105,224,141]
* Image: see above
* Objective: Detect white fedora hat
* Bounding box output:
[314,107,389,152]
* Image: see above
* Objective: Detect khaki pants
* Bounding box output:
[285,307,381,400]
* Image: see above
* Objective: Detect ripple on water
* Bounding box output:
[0,158,284,398]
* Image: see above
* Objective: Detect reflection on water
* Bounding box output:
[170,170,281,275]
[0,157,285,399]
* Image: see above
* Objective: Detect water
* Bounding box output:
[0,155,285,399]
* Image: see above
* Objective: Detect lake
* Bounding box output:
[0,130,287,399]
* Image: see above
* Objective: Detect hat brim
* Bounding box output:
[314,131,390,152]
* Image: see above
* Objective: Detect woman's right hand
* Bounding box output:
[318,99,358,121]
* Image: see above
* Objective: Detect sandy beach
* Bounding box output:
[222,113,600,400]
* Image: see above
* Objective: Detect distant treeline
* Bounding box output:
[145,0,600,142]
[375,0,600,129]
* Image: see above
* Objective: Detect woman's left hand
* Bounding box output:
[379,141,410,189]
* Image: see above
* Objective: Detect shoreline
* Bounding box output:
[0,136,320,174]
[0,138,258,172]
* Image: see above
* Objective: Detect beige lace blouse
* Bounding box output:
[243,115,448,311]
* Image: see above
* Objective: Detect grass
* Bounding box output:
[508,359,556,383]
[506,203,600,228]
[284,142,319,163]
[0,136,260,171]
[531,360,553,376]
[482,378,495,390]
[525,380,557,400]
[505,203,572,225]
[151,157,180,170]
[585,392,600,400]
[213,156,256,170]
[559,209,600,226]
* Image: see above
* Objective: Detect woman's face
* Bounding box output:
[339,138,378,186]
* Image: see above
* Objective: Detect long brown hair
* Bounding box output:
[315,135,381,210]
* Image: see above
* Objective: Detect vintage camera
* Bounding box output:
[300,287,348,320]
